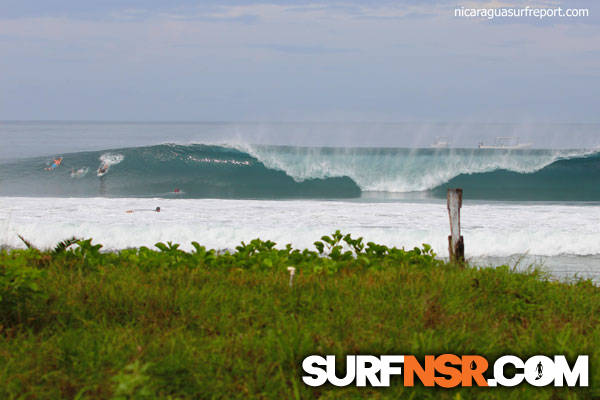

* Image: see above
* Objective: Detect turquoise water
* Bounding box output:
[0,143,598,200]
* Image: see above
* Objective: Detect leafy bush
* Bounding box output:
[0,251,46,323]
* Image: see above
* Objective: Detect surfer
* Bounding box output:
[70,167,88,178]
[126,206,161,213]
[97,162,109,176]
[45,157,63,171]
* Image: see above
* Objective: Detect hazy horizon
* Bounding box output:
[1,121,599,161]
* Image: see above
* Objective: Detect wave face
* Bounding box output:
[242,145,600,201]
[0,144,359,199]
[0,144,598,200]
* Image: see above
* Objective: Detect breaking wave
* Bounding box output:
[0,143,598,200]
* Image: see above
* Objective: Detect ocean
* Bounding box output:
[1,121,599,281]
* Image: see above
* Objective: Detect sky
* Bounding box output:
[0,0,598,122]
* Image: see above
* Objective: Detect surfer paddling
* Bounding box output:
[96,153,123,177]
[97,162,109,176]
[45,157,63,171]
[70,167,88,178]
[126,207,161,214]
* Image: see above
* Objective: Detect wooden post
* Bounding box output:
[447,188,464,264]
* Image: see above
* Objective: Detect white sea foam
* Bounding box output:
[1,197,599,260]
[234,144,598,192]
[70,167,89,178]
[99,153,124,166]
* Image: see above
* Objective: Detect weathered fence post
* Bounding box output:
[447,188,464,264]
[287,267,296,287]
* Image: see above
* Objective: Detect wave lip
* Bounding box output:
[237,143,599,192]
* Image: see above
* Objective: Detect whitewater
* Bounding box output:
[1,197,599,281]
[237,144,596,193]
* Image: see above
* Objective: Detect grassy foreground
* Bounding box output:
[0,232,599,399]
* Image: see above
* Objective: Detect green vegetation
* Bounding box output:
[0,231,598,399]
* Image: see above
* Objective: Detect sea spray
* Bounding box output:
[99,153,124,167]
[236,143,598,192]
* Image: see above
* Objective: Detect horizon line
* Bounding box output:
[2,120,600,125]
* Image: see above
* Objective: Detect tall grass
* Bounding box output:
[0,233,598,399]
